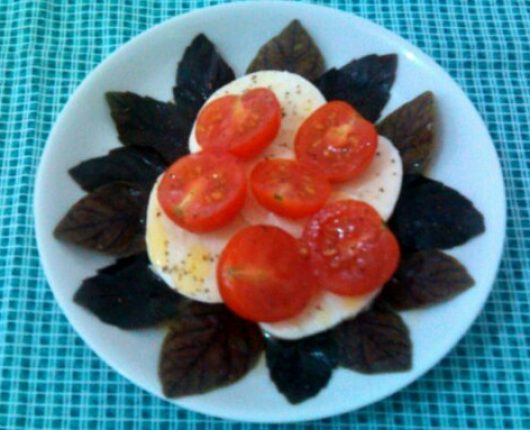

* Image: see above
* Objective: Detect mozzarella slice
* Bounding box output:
[240,195,306,237]
[235,135,404,243]
[188,70,326,158]
[260,289,380,340]
[145,180,247,303]
[331,136,403,221]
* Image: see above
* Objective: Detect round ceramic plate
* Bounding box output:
[34,1,506,423]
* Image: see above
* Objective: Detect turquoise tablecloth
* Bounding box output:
[1,0,529,428]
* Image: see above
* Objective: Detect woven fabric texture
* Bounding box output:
[1,0,529,428]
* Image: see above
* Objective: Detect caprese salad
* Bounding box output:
[55,20,485,404]
[146,70,402,341]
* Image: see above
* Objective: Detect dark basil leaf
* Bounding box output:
[380,250,474,310]
[159,302,264,397]
[246,20,325,81]
[377,91,435,174]
[69,146,166,192]
[74,253,184,329]
[265,332,338,404]
[316,54,397,122]
[54,182,148,257]
[176,34,235,101]
[106,92,190,164]
[172,85,205,128]
[389,175,485,250]
[335,303,412,373]
[170,35,235,142]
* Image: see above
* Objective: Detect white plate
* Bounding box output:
[34,1,506,423]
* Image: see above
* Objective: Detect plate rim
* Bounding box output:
[34,0,507,423]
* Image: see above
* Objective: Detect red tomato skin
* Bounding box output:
[195,88,281,159]
[157,151,246,233]
[302,200,400,296]
[250,159,332,219]
[217,225,316,322]
[295,101,378,183]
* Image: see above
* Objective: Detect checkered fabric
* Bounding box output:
[1,0,529,428]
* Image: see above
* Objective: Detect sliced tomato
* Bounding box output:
[157,152,246,233]
[301,200,400,296]
[295,101,378,183]
[195,88,281,159]
[250,159,331,219]
[218,225,315,322]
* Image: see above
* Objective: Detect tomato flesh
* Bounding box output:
[157,152,246,233]
[195,88,281,159]
[295,101,378,183]
[218,225,315,322]
[250,159,331,219]
[302,200,400,296]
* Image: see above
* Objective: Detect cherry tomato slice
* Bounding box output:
[250,159,331,219]
[195,88,281,159]
[157,152,246,233]
[218,225,316,322]
[295,101,378,183]
[301,200,400,296]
